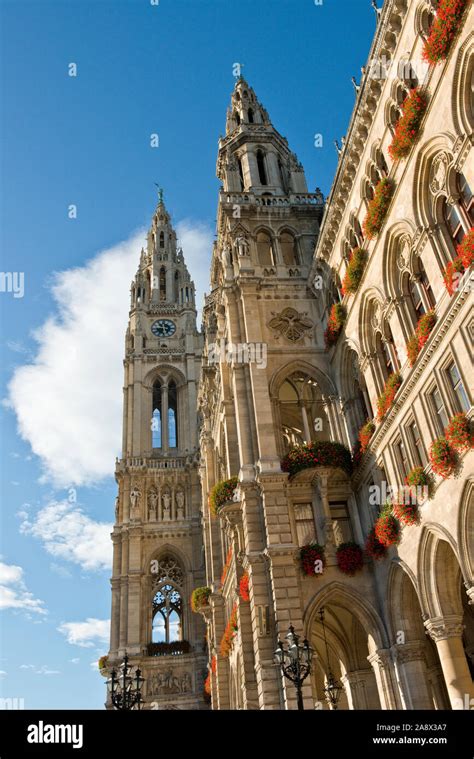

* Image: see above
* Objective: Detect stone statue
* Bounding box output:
[114,496,119,520]
[176,491,185,519]
[181,672,191,693]
[130,487,141,519]
[148,489,158,520]
[162,492,171,520]
[235,235,249,257]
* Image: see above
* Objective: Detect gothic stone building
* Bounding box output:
[107,0,473,710]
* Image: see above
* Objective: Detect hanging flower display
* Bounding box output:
[336,542,364,576]
[239,572,250,602]
[364,527,387,561]
[300,543,325,576]
[457,227,474,269]
[281,440,353,478]
[204,673,211,696]
[405,466,433,502]
[220,603,238,658]
[376,372,402,421]
[406,312,436,367]
[445,413,473,452]
[98,655,108,676]
[388,88,428,160]
[406,333,420,367]
[442,256,465,296]
[324,303,346,349]
[209,476,238,517]
[422,0,469,65]
[220,547,233,586]
[374,505,400,547]
[429,437,458,478]
[342,248,367,295]
[393,501,419,526]
[358,420,376,452]
[362,178,395,240]
[211,655,217,674]
[191,586,211,613]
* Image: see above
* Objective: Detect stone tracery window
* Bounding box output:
[280,230,298,265]
[278,372,328,451]
[151,555,184,644]
[256,230,274,266]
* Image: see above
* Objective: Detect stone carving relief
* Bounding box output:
[397,235,411,271]
[149,670,191,696]
[162,491,171,521]
[148,488,158,520]
[429,153,449,195]
[176,490,185,519]
[235,235,250,257]
[268,307,313,342]
[130,486,141,519]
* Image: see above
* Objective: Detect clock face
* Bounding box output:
[151,319,176,338]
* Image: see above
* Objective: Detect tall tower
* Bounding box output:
[107,195,207,710]
[198,78,326,709]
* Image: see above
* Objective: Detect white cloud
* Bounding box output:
[6,221,212,487]
[19,499,112,572]
[0,561,46,615]
[58,618,110,648]
[19,664,60,675]
[0,671,6,677]
[69,658,80,664]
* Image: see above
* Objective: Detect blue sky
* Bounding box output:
[0,0,375,709]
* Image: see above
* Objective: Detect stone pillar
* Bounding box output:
[368,649,401,709]
[343,669,381,709]
[425,615,474,709]
[394,642,434,709]
[109,533,122,655]
[161,383,169,452]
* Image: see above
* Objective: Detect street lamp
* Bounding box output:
[318,607,344,710]
[107,654,145,710]
[274,625,313,711]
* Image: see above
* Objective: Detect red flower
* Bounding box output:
[457,227,474,270]
[365,527,387,561]
[220,603,238,658]
[442,256,466,296]
[281,440,353,477]
[359,420,376,452]
[388,88,428,161]
[239,572,250,602]
[190,586,211,613]
[374,508,400,547]
[363,178,395,240]
[209,477,238,517]
[324,303,346,349]
[336,542,364,575]
[376,372,402,421]
[422,0,469,65]
[204,672,211,696]
[393,501,419,526]
[220,547,233,586]
[445,413,473,452]
[342,248,367,296]
[429,437,457,478]
[300,543,325,576]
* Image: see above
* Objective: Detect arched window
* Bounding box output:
[458,172,474,224]
[256,149,268,185]
[168,380,178,448]
[174,270,179,301]
[440,172,472,254]
[278,372,328,452]
[152,381,162,449]
[280,231,298,265]
[278,159,288,192]
[248,108,254,123]
[256,231,274,266]
[237,158,244,190]
[151,556,184,645]
[234,111,240,125]
[160,266,166,301]
[159,231,165,249]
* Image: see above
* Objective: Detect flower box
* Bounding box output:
[362,178,395,240]
[405,467,434,501]
[191,586,211,613]
[442,256,465,296]
[457,227,474,269]
[209,476,238,517]
[342,248,367,295]
[220,547,233,586]
[324,303,346,349]
[281,440,353,477]
[388,88,428,161]
[376,372,402,421]
[422,0,469,64]
[220,603,238,658]
[336,542,364,576]
[445,413,473,452]
[374,506,400,547]
[239,572,250,602]
[300,543,325,576]
[429,437,457,478]
[407,311,437,366]
[364,527,387,561]
[359,420,376,452]
[393,501,419,526]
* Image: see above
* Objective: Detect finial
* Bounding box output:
[351,76,360,94]
[334,139,342,156]
[371,0,382,21]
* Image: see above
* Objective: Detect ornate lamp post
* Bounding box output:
[274,625,313,711]
[107,654,145,710]
[318,607,344,710]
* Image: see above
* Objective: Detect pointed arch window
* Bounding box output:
[278,373,328,452]
[168,381,178,448]
[248,108,254,123]
[174,270,179,301]
[152,381,162,449]
[152,583,182,643]
[237,158,244,190]
[256,149,268,185]
[256,231,274,266]
[160,231,165,248]
[280,231,298,265]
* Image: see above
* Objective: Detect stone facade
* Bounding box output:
[197,1,473,710]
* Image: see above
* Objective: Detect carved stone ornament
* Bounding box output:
[370,301,382,331]
[430,153,449,195]
[268,307,313,342]
[397,235,411,271]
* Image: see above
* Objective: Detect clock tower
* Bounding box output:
[106,194,208,709]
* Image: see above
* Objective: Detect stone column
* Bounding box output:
[394,642,434,709]
[368,649,401,709]
[161,383,169,452]
[343,669,381,709]
[109,533,122,655]
[425,615,474,709]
